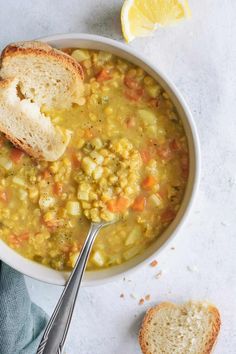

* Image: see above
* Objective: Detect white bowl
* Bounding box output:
[0,34,200,286]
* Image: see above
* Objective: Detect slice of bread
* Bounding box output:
[139,301,221,354]
[0,78,71,161]
[0,41,84,110]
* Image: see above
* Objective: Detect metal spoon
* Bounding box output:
[36,221,114,354]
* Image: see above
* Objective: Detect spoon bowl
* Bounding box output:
[36,221,115,354]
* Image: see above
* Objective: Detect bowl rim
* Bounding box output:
[0,33,200,286]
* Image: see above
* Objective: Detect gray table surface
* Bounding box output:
[1,1,236,353]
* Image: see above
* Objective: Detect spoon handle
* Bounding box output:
[36,222,103,354]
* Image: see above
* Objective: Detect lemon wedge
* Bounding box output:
[121,0,191,42]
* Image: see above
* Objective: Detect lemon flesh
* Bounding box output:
[121,0,191,42]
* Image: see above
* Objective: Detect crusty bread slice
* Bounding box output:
[0,41,84,110]
[139,301,221,354]
[0,78,71,161]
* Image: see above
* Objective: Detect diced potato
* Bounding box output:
[144,76,155,85]
[156,127,166,142]
[91,250,105,267]
[12,176,27,187]
[66,201,81,216]
[97,51,112,63]
[39,194,55,210]
[138,109,157,126]
[146,159,158,174]
[93,166,103,180]
[123,244,143,260]
[89,191,98,200]
[146,125,158,137]
[0,157,12,171]
[71,49,90,62]
[146,85,161,98]
[149,194,162,207]
[81,201,90,209]
[125,227,141,246]
[77,190,90,201]
[18,189,28,201]
[81,157,97,176]
[90,151,104,165]
[79,182,91,192]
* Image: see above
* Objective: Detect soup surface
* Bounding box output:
[0,49,189,270]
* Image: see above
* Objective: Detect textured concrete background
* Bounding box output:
[1,1,236,353]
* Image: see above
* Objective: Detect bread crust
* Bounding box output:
[0,41,84,81]
[0,78,68,160]
[139,302,221,354]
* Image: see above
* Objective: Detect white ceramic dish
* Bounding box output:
[0,33,200,286]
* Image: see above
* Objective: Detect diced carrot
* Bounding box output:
[140,149,151,164]
[9,233,29,246]
[141,176,156,190]
[126,116,136,128]
[150,260,158,267]
[139,298,145,305]
[0,191,8,202]
[124,76,140,90]
[156,145,173,161]
[42,169,51,179]
[42,217,60,231]
[132,196,146,212]
[72,155,81,168]
[125,88,144,101]
[107,197,129,213]
[96,69,111,82]
[161,208,176,223]
[19,232,29,241]
[10,148,25,164]
[53,182,63,196]
[169,139,181,151]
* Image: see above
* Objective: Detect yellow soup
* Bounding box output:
[0,49,189,270]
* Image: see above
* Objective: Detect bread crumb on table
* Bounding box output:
[139,298,145,305]
[187,265,199,272]
[145,294,151,301]
[155,270,163,279]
